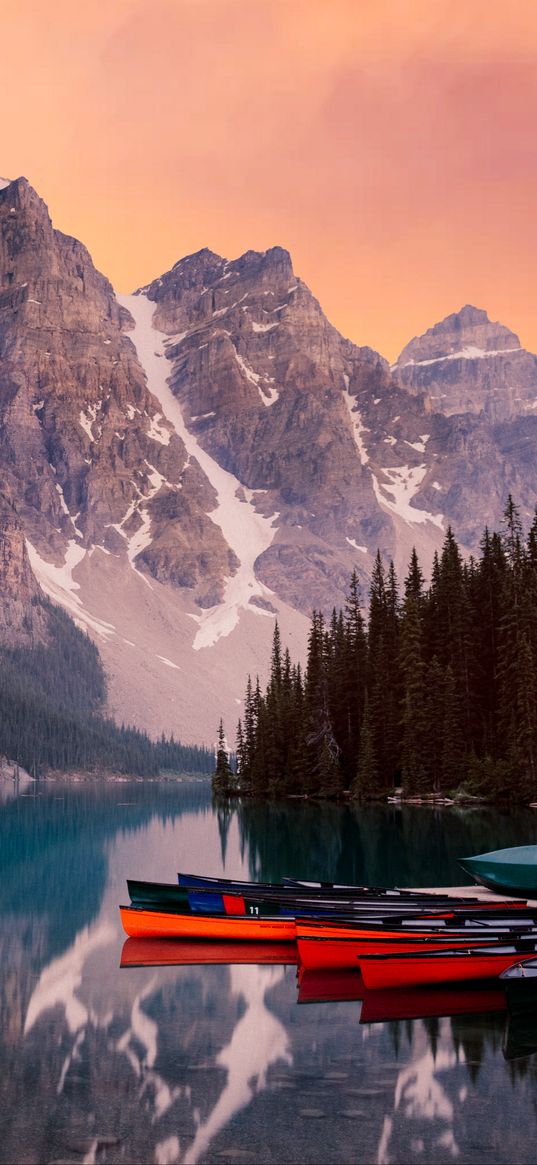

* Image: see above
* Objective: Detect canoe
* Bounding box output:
[284,877,465,898]
[131,878,493,920]
[296,907,537,940]
[296,926,537,970]
[360,981,506,1024]
[119,904,297,941]
[178,871,482,903]
[128,880,188,908]
[459,845,537,896]
[120,937,298,967]
[359,940,537,990]
[500,955,537,1015]
[295,910,537,968]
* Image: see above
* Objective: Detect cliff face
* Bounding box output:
[0,178,231,606]
[140,245,439,608]
[0,495,48,647]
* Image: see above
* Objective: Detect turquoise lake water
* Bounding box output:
[2,777,537,1164]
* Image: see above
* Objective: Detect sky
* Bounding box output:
[3,0,537,361]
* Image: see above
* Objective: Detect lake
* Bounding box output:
[2,777,537,1164]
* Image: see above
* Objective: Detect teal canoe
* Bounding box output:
[459,845,537,897]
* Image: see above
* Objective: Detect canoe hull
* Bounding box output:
[296,931,533,970]
[119,905,296,941]
[359,946,537,990]
[459,845,537,896]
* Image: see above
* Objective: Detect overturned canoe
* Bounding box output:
[459,845,537,896]
[359,939,537,990]
[119,904,297,941]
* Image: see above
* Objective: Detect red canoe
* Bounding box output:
[359,941,537,990]
[295,919,537,969]
[119,905,297,941]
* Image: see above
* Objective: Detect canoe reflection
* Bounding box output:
[297,967,365,1003]
[120,937,298,968]
[360,981,507,1024]
[503,1010,537,1060]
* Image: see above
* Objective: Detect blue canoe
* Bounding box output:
[459,845,537,897]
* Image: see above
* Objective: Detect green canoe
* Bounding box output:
[459,845,537,897]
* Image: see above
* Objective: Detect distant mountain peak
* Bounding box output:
[394,303,536,422]
[396,305,521,370]
[172,247,224,269]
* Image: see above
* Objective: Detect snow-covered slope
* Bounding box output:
[117,293,279,649]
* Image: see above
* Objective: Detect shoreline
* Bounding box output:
[0,761,211,786]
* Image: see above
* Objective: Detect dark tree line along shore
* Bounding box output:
[0,598,213,777]
[214,498,537,804]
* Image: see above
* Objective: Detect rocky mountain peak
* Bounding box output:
[396,305,521,368]
[393,304,535,421]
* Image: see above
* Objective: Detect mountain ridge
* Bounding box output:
[2,175,537,742]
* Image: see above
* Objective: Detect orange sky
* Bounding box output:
[3,0,537,361]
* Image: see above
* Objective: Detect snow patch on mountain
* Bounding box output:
[234,349,278,406]
[343,386,369,464]
[252,321,279,333]
[146,413,171,445]
[117,293,279,650]
[26,540,116,639]
[372,465,443,528]
[156,655,181,670]
[79,403,100,440]
[396,345,522,370]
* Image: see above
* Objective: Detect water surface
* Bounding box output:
[2,778,537,1164]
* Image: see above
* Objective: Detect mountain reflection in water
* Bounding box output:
[2,781,537,1163]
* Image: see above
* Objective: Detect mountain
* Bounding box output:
[393,304,537,420]
[1,177,537,744]
[0,493,48,647]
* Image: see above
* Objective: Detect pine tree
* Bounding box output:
[441,665,466,791]
[235,719,246,787]
[367,553,398,788]
[342,572,368,779]
[212,719,234,795]
[351,693,379,800]
[400,593,429,796]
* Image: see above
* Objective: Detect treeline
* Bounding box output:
[0,599,213,777]
[214,498,537,804]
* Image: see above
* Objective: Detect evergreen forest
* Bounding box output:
[213,499,537,804]
[0,598,213,777]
